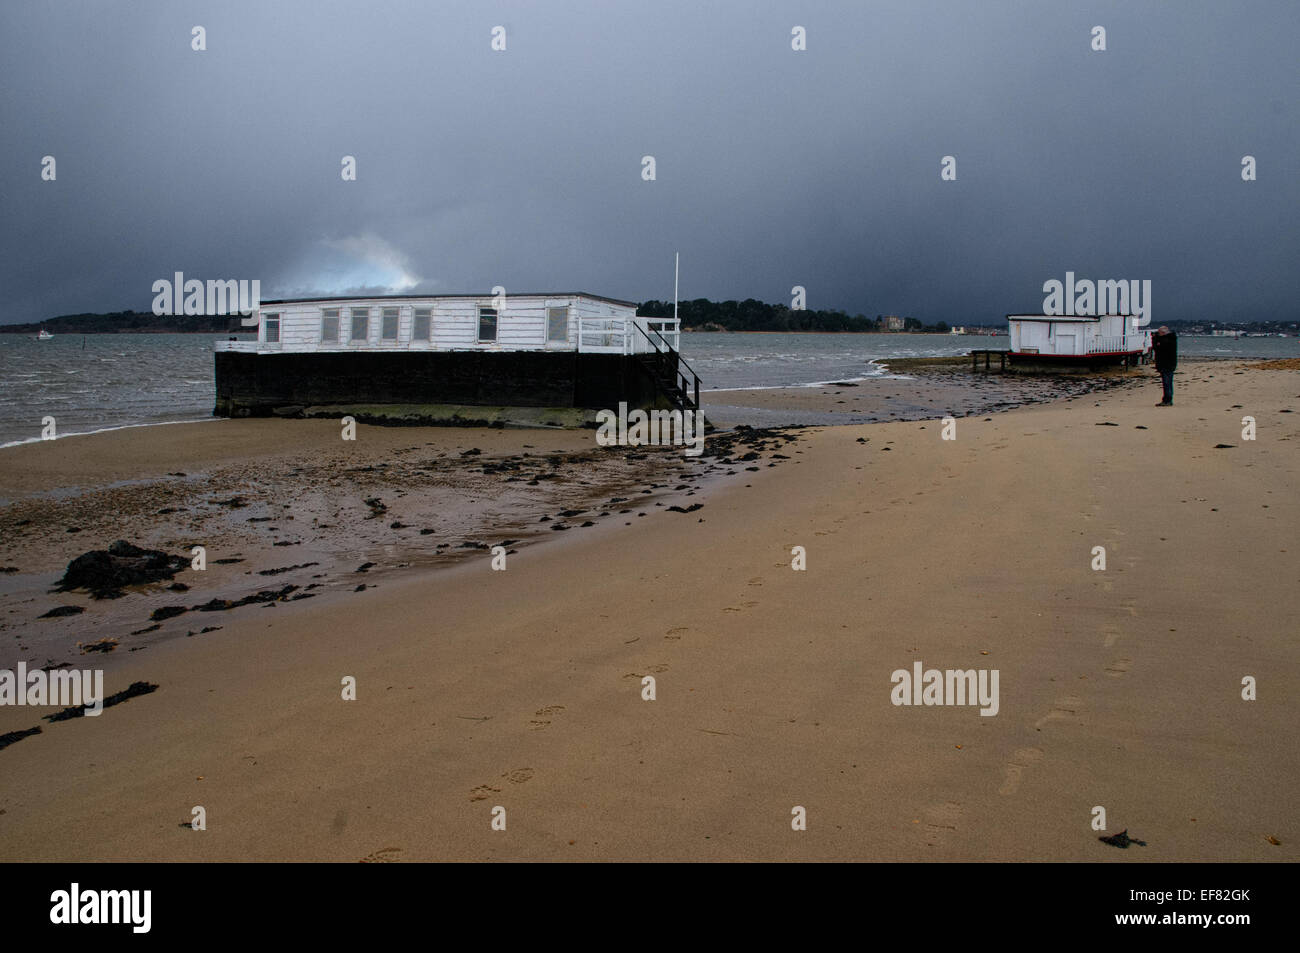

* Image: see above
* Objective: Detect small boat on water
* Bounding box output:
[37,328,53,340]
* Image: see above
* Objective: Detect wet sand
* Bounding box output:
[702,356,1144,427]
[1,419,796,669]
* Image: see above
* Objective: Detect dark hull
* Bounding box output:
[214,350,669,417]
[1008,350,1147,370]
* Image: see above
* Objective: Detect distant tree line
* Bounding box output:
[0,311,237,334]
[638,298,951,333]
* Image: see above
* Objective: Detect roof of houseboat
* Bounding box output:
[259,292,640,308]
[1006,314,1105,322]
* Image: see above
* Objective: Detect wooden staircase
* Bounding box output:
[632,323,702,412]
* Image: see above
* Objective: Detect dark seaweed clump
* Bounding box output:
[55,540,188,599]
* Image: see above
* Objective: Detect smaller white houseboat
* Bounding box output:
[214,292,700,419]
[1006,313,1151,368]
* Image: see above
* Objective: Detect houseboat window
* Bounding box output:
[413,308,432,341]
[321,308,340,343]
[350,307,369,341]
[478,306,498,342]
[264,313,280,343]
[547,306,569,343]
[382,307,399,340]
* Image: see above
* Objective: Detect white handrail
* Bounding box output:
[1085,336,1140,354]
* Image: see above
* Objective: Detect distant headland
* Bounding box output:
[0,311,234,335]
[637,299,956,333]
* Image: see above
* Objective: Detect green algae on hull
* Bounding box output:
[297,404,597,429]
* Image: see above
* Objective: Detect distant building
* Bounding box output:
[1006,313,1150,368]
[884,315,905,331]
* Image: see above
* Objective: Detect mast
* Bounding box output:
[673,252,679,325]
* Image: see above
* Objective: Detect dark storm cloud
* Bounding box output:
[1,0,1295,324]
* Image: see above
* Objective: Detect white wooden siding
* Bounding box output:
[251,295,639,352]
[1008,314,1143,356]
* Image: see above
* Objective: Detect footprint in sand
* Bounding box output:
[723,601,760,613]
[747,577,763,587]
[359,846,403,863]
[1100,623,1122,648]
[665,627,689,640]
[528,707,563,731]
[469,784,501,802]
[507,768,534,784]
[1105,657,1132,677]
[998,747,1044,796]
[920,800,965,841]
[1034,695,1083,730]
[622,664,669,679]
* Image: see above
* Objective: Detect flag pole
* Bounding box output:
[674,252,679,325]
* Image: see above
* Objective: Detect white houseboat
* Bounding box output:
[1006,313,1151,368]
[214,292,700,419]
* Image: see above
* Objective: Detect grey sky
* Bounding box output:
[2,0,1296,324]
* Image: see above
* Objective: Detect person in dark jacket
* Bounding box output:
[1152,326,1177,405]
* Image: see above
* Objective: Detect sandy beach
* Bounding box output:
[0,359,1295,861]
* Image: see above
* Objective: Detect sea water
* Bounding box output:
[0,331,1296,447]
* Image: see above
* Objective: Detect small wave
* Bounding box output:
[0,417,219,450]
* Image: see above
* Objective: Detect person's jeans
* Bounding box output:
[1159,369,1174,403]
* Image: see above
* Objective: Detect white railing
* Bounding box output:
[1085,336,1140,354]
[215,340,261,352]
[576,318,679,354]
[640,318,681,353]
